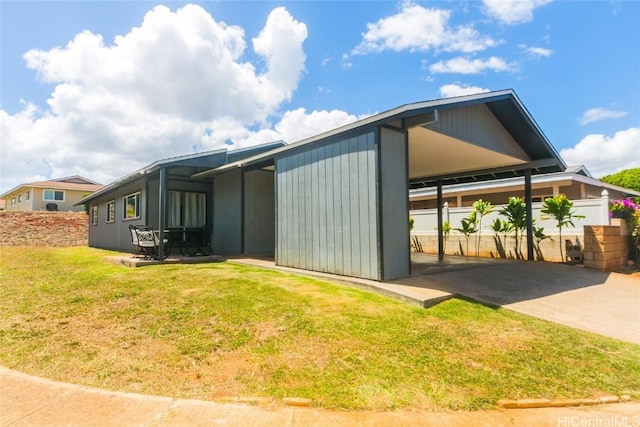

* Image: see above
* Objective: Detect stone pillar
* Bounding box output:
[583,223,628,271]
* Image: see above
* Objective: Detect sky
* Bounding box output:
[1,0,639,194]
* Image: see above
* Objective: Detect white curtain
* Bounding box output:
[169,191,182,227]
[184,192,205,227]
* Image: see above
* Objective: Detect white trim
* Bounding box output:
[90,206,98,225]
[122,192,140,220]
[106,200,115,223]
[43,189,65,202]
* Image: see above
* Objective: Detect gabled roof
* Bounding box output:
[194,89,565,182]
[74,141,285,206]
[52,175,102,185]
[0,176,103,199]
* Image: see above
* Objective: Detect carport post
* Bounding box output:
[158,166,167,259]
[524,169,534,261]
[437,179,444,261]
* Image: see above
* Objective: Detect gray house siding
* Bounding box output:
[427,104,528,159]
[276,131,379,280]
[88,180,147,251]
[212,169,242,254]
[88,173,215,252]
[379,127,410,280]
[244,169,276,255]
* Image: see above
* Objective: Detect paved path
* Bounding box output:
[400,254,640,344]
[2,366,639,427]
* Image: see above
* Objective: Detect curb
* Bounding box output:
[498,395,632,409]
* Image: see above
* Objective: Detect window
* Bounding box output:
[44,189,64,201]
[17,194,22,203]
[25,191,30,201]
[169,191,206,227]
[123,192,140,219]
[10,197,16,206]
[90,206,98,225]
[106,200,115,223]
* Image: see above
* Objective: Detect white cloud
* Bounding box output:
[351,2,498,55]
[0,5,313,192]
[274,108,363,144]
[521,45,553,58]
[483,0,553,25]
[439,84,491,98]
[578,108,628,125]
[429,56,517,74]
[560,127,640,177]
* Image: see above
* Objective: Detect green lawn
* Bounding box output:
[0,246,638,411]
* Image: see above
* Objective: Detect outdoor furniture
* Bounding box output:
[129,225,151,258]
[129,225,169,259]
[168,226,210,256]
[135,228,159,259]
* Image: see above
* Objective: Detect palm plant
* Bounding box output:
[455,216,477,256]
[489,218,512,258]
[441,220,452,253]
[532,222,552,261]
[541,194,584,262]
[472,199,494,257]
[499,197,527,259]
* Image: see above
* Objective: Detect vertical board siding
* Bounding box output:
[213,170,241,254]
[244,170,276,255]
[428,104,527,158]
[276,131,379,280]
[380,127,411,280]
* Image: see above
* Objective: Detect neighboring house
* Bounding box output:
[0,176,102,212]
[408,166,640,261]
[408,165,640,209]
[78,89,567,281]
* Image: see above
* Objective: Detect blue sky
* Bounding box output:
[1,1,638,194]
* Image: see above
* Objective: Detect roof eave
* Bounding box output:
[194,89,531,178]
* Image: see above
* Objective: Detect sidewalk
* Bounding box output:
[2,366,638,427]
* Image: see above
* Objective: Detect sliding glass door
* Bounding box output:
[169,191,206,227]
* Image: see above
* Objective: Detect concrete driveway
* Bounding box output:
[394,254,640,345]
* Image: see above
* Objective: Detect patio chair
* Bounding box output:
[135,228,158,259]
[129,225,151,258]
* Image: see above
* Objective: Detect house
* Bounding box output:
[408,165,640,209]
[78,89,567,281]
[74,142,285,254]
[0,176,102,212]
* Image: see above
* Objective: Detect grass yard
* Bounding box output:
[0,246,638,411]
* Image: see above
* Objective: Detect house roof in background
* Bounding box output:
[0,176,103,199]
[409,165,640,199]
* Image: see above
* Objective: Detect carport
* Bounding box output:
[194,89,565,281]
